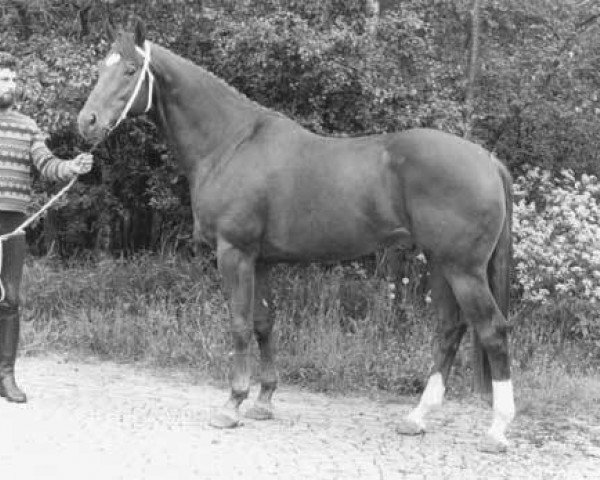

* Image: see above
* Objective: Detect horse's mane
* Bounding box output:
[180,53,283,118]
[114,31,283,119]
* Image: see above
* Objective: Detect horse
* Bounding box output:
[78,20,515,453]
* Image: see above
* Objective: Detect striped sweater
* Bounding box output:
[0,108,71,213]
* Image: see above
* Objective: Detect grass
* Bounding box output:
[17,253,600,421]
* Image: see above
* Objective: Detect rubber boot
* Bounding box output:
[0,308,26,403]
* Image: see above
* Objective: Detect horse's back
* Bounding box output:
[218,121,507,264]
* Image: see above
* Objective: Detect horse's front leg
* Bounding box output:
[245,263,277,420]
[210,239,256,429]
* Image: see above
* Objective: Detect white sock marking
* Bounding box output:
[488,379,515,442]
[406,372,445,427]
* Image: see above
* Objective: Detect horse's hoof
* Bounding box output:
[209,407,240,429]
[478,433,509,454]
[245,402,274,421]
[396,417,426,436]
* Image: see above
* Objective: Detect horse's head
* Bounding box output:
[78,19,154,144]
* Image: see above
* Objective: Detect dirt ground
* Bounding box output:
[0,355,598,479]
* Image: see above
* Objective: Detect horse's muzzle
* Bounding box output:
[77,109,106,142]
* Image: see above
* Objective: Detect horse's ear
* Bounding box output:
[134,18,146,47]
[105,19,116,43]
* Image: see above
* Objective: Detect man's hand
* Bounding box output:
[66,153,94,178]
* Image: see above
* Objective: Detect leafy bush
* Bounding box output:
[513,167,600,303]
[4,1,600,254]
[203,9,463,136]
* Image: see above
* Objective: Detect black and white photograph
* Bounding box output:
[0,0,599,478]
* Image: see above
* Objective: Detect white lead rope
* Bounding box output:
[0,175,78,302]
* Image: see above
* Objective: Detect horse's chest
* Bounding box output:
[189,170,264,249]
[190,182,246,246]
[191,205,218,246]
[192,218,216,247]
[190,193,220,247]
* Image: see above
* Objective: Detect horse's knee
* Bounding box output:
[230,316,252,348]
[0,300,19,317]
[254,316,273,337]
[253,298,272,329]
[435,322,466,355]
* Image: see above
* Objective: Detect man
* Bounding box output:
[0,51,93,403]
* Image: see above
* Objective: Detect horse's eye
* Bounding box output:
[125,63,137,76]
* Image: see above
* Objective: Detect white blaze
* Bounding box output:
[105,53,121,66]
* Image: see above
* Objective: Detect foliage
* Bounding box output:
[513,168,600,304]
[2,0,599,401]
[204,9,462,135]
[21,255,434,393]
[475,0,600,173]
[1,0,600,295]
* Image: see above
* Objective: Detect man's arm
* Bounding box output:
[30,123,92,180]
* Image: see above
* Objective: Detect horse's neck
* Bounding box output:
[151,45,262,175]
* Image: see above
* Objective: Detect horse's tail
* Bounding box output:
[472,159,513,396]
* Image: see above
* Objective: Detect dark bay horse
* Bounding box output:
[78,21,515,453]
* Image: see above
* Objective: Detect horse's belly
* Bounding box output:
[262,173,410,262]
[261,222,411,263]
[261,239,374,263]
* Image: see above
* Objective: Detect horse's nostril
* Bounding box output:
[89,112,97,126]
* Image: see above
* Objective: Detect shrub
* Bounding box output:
[513,167,600,304]
[204,10,463,136]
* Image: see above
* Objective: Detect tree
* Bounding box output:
[365,0,379,35]
[4,0,600,255]
[4,0,32,39]
[461,0,492,396]
[73,0,93,37]
[463,0,481,141]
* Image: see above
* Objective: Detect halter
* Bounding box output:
[113,40,155,129]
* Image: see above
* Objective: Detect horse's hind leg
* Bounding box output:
[245,263,278,420]
[446,268,514,453]
[209,239,256,429]
[397,264,466,435]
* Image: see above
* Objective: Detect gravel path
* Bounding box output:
[1,355,598,479]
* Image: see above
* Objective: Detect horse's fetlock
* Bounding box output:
[261,380,278,392]
[231,389,249,402]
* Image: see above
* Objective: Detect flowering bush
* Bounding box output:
[513,167,600,303]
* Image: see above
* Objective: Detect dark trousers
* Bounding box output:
[0,212,26,306]
[0,211,27,402]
